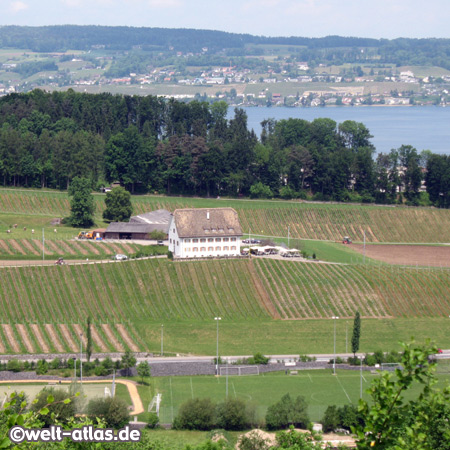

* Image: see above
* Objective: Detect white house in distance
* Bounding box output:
[168,208,243,258]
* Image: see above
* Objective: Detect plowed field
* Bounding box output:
[351,244,450,267]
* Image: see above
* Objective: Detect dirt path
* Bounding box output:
[91,326,108,353]
[16,324,34,353]
[0,379,143,415]
[30,324,50,353]
[45,324,65,353]
[2,324,21,353]
[116,324,139,352]
[101,324,124,352]
[58,325,77,352]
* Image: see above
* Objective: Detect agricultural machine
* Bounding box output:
[342,236,352,244]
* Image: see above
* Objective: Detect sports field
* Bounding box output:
[139,367,450,423]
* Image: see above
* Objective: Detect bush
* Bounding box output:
[147,412,159,429]
[279,186,297,200]
[364,354,377,366]
[173,398,216,430]
[252,352,269,365]
[321,405,339,432]
[299,355,316,362]
[216,398,248,430]
[36,359,48,375]
[265,393,310,430]
[238,431,271,450]
[31,388,76,426]
[87,397,130,429]
[250,182,273,199]
[6,359,23,373]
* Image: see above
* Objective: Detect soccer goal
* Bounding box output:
[148,393,162,416]
[380,363,403,372]
[219,366,260,376]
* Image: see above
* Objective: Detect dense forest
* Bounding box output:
[1,26,450,69]
[0,89,449,207]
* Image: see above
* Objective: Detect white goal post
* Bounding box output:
[219,366,260,376]
[380,363,403,372]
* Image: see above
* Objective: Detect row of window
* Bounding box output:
[186,246,237,252]
[186,237,237,243]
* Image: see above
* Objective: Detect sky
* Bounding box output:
[1,0,449,39]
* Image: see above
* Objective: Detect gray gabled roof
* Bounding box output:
[173,208,242,238]
[129,209,172,233]
[105,222,162,234]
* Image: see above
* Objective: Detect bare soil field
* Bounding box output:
[352,244,450,267]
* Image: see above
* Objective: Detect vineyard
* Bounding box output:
[1,189,450,243]
[0,238,146,259]
[0,258,449,354]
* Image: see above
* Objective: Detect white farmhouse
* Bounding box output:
[168,208,243,258]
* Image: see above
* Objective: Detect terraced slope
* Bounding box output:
[2,189,450,243]
[0,258,449,353]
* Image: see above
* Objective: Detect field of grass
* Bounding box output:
[136,368,450,424]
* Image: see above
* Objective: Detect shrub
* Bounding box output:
[36,359,48,375]
[279,186,297,200]
[364,353,377,366]
[252,352,269,365]
[31,388,76,426]
[321,405,339,432]
[147,412,159,429]
[265,393,310,430]
[6,359,23,373]
[238,431,271,450]
[172,398,216,430]
[49,358,61,370]
[373,350,384,364]
[87,397,130,429]
[216,398,248,430]
[250,182,273,199]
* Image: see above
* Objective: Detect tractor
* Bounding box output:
[342,236,352,244]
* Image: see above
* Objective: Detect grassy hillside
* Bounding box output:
[0,258,449,354]
[1,188,450,243]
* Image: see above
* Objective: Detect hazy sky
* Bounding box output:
[2,0,449,39]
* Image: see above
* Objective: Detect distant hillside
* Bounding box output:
[0,25,450,68]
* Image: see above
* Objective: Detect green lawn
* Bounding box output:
[136,368,450,424]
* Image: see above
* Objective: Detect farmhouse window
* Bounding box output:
[231,246,236,250]
[193,247,198,252]
[200,247,206,251]
[193,239,198,243]
[215,238,221,242]
[231,238,236,242]
[177,241,179,246]
[208,238,214,242]
[216,246,221,251]
[208,246,214,251]
[185,239,191,243]
[223,238,229,242]
[200,238,206,243]
[223,246,229,251]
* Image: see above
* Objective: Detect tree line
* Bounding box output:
[0,89,449,207]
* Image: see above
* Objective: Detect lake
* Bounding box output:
[228,106,450,155]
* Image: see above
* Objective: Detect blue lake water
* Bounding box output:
[228,106,450,155]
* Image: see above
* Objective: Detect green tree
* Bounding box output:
[121,350,137,376]
[136,361,151,384]
[68,176,95,227]
[216,398,248,430]
[31,388,76,426]
[102,186,133,222]
[172,398,216,430]
[86,316,92,362]
[265,393,310,430]
[351,311,361,357]
[355,340,450,449]
[87,397,130,429]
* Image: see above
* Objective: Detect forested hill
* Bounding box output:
[1,26,450,68]
[0,90,449,207]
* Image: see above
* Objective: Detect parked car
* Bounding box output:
[54,257,65,265]
[113,254,128,261]
[157,240,164,246]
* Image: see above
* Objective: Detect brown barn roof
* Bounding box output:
[173,208,242,238]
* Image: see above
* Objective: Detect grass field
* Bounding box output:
[136,368,450,424]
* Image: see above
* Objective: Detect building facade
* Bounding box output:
[168,208,242,258]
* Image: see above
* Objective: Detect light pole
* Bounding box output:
[360,355,363,399]
[80,333,83,384]
[161,324,164,356]
[332,316,339,375]
[215,317,221,375]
